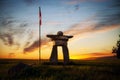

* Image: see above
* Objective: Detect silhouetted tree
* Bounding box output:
[112,35,120,58]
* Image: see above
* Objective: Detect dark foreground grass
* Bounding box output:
[0,59,120,80]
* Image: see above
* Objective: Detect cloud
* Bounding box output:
[8,53,15,58]
[84,52,114,58]
[64,0,120,40]
[22,0,120,54]
[19,23,29,27]
[0,16,29,28]
[0,16,33,51]
[24,0,38,5]
[44,21,62,26]
[1,20,15,26]
[0,33,14,46]
[65,0,78,5]
[0,17,16,27]
[71,51,113,59]
[65,0,108,5]
[75,4,80,10]
[64,18,120,41]
[23,40,39,53]
[94,0,120,26]
[23,38,49,53]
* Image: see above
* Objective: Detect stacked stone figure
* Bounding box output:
[47,31,73,64]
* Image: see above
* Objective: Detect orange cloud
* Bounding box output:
[64,17,120,41]
[23,17,120,54]
[23,38,50,53]
[71,52,114,60]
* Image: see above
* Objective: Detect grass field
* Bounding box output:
[0,58,120,80]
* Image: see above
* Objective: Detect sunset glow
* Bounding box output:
[0,0,120,60]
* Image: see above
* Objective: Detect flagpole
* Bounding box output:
[39,7,41,64]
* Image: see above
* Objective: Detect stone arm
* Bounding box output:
[65,35,73,38]
[47,35,73,41]
[46,35,58,40]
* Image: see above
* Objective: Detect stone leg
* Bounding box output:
[62,45,69,64]
[50,45,58,63]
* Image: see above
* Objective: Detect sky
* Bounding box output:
[0,0,120,59]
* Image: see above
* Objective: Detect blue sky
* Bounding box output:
[0,0,120,59]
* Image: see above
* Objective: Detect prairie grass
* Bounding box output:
[0,59,120,80]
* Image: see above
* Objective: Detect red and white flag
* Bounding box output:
[39,7,42,26]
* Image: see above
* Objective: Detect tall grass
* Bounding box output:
[0,59,120,80]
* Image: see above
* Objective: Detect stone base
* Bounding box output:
[50,45,69,64]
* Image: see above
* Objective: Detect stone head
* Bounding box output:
[57,31,63,36]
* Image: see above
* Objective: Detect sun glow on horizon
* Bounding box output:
[0,0,120,60]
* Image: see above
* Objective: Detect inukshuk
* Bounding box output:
[47,31,73,64]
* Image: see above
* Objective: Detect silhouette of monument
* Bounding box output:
[47,31,73,64]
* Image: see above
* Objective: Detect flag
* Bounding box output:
[39,7,42,26]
